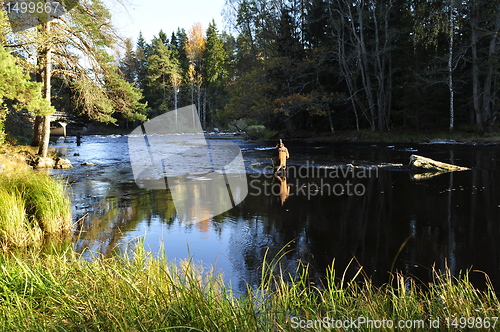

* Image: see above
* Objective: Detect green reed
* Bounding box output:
[0,243,498,331]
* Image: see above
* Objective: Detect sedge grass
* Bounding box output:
[0,186,40,247]
[8,171,72,234]
[0,245,499,331]
[0,170,71,248]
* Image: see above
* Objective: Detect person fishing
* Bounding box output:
[76,132,82,146]
[275,139,289,175]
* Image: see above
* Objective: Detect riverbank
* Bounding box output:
[0,245,498,331]
[290,128,500,145]
[0,144,72,249]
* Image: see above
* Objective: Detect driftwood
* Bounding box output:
[409,154,471,172]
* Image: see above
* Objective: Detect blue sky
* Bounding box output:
[106,0,228,43]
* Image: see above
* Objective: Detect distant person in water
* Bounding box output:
[275,139,289,175]
[76,132,82,146]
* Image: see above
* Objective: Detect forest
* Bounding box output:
[2,0,500,155]
[120,0,500,137]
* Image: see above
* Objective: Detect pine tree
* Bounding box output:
[147,38,182,115]
[0,41,53,144]
[119,38,138,85]
[204,20,229,125]
[4,0,147,156]
[136,32,149,91]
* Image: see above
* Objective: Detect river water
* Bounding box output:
[52,135,500,291]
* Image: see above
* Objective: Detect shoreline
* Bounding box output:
[286,129,500,145]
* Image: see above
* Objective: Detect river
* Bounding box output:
[52,135,500,291]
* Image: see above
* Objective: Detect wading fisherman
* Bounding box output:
[275,139,289,175]
[76,132,82,146]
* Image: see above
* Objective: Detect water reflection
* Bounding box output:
[73,188,176,256]
[275,175,290,206]
[54,137,500,291]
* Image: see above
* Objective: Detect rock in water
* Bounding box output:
[409,154,470,172]
[54,158,73,169]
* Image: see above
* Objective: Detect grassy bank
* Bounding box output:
[0,245,498,331]
[0,145,72,249]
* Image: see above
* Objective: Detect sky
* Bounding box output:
[106,0,228,43]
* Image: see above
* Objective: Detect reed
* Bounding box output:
[0,244,498,331]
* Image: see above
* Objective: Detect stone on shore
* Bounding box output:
[33,157,55,169]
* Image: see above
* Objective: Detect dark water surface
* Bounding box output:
[52,135,500,291]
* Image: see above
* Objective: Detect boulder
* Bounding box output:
[54,158,73,169]
[33,157,55,169]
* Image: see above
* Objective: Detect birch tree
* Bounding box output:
[185,23,206,125]
[448,0,455,132]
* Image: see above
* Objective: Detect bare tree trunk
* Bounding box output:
[482,4,500,132]
[354,1,376,131]
[371,0,393,131]
[173,86,178,128]
[448,0,455,133]
[197,80,203,128]
[191,83,196,126]
[334,12,361,131]
[327,109,334,133]
[383,1,393,131]
[203,88,207,128]
[31,116,44,146]
[38,20,52,158]
[470,3,500,134]
[373,3,385,131]
[38,115,51,157]
[470,16,483,134]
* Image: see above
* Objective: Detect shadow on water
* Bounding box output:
[53,136,500,291]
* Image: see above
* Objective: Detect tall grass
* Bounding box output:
[0,186,39,247]
[0,171,71,248]
[0,244,498,331]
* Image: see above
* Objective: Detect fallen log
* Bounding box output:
[409,154,471,172]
